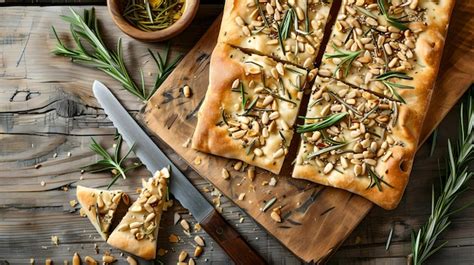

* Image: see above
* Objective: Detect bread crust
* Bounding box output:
[292,0,457,210]
[192,43,307,174]
[218,0,333,67]
[76,186,127,240]
[107,168,169,260]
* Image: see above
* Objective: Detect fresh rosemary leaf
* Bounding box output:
[307,142,349,159]
[239,82,247,109]
[375,71,413,81]
[329,91,362,116]
[324,45,362,77]
[367,167,393,191]
[409,91,474,265]
[82,135,142,189]
[355,6,378,19]
[377,0,409,30]
[385,226,394,251]
[262,197,277,212]
[430,128,438,157]
[52,8,181,101]
[254,0,269,27]
[241,97,258,116]
[280,8,295,40]
[297,112,348,133]
[382,81,407,103]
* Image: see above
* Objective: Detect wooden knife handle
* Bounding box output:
[200,208,266,265]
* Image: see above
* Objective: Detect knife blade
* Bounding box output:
[93,81,266,264]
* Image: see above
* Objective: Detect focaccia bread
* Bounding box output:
[192,43,307,174]
[107,168,169,260]
[76,186,130,240]
[218,0,333,68]
[293,0,456,209]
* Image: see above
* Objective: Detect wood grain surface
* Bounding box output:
[0,3,472,265]
[143,0,474,263]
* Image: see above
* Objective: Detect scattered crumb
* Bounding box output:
[194,223,201,232]
[79,176,84,180]
[183,85,192,98]
[270,207,282,223]
[51,235,59,246]
[45,258,52,265]
[193,156,202,165]
[194,246,203,257]
[35,164,42,169]
[269,177,277,186]
[53,153,58,158]
[174,212,181,225]
[79,208,87,217]
[355,236,362,244]
[238,193,246,201]
[261,180,269,186]
[67,152,71,157]
[169,234,180,243]
[157,248,168,256]
[80,170,85,174]
[182,138,192,148]
[239,217,245,223]
[178,250,188,262]
[180,219,190,231]
[40,181,46,187]
[216,206,223,213]
[30,258,34,265]
[69,200,78,207]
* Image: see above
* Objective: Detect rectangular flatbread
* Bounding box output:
[218,0,333,68]
[292,0,456,209]
[192,43,307,174]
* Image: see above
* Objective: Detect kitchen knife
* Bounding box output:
[93,81,266,265]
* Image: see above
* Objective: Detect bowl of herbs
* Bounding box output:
[108,0,199,42]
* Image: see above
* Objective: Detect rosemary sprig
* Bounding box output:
[148,43,183,97]
[324,45,362,77]
[377,0,409,30]
[367,167,393,191]
[409,91,474,265]
[239,82,247,109]
[375,72,414,104]
[297,112,348,133]
[82,135,142,189]
[52,8,181,101]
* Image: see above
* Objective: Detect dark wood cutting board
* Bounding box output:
[142,1,473,262]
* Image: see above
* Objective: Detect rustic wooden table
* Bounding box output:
[0,3,472,265]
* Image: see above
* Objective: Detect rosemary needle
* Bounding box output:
[297,112,348,133]
[82,135,142,189]
[409,91,474,265]
[52,8,182,101]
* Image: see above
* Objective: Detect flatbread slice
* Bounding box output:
[76,186,130,240]
[293,0,456,209]
[192,43,308,174]
[107,168,170,260]
[218,0,333,68]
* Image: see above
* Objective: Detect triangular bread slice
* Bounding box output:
[107,168,170,260]
[76,186,130,240]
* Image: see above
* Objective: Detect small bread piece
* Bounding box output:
[293,0,456,209]
[219,0,333,68]
[76,186,130,240]
[192,43,307,174]
[107,168,169,260]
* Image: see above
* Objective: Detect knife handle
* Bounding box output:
[200,208,266,265]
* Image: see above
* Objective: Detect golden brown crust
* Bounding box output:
[192,43,307,174]
[107,168,169,260]
[293,0,456,210]
[76,186,127,240]
[218,0,333,68]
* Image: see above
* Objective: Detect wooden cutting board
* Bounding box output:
[142,1,473,263]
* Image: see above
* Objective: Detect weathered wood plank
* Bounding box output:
[0,3,472,265]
